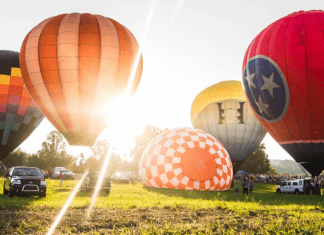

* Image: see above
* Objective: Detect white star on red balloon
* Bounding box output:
[261,72,280,97]
[244,68,256,89]
[255,95,270,116]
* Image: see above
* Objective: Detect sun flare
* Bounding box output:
[98,96,146,156]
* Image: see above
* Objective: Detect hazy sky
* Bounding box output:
[1,0,323,160]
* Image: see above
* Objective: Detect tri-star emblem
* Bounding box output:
[242,55,290,123]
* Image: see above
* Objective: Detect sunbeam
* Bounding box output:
[86,0,157,219]
[87,146,114,217]
[166,0,185,29]
[46,171,88,235]
[126,0,156,95]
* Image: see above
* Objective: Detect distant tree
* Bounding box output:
[239,143,271,174]
[2,148,28,168]
[25,154,47,170]
[37,130,70,173]
[90,139,110,160]
[267,166,278,175]
[57,150,76,169]
[130,125,168,169]
[85,156,101,172]
[107,153,123,176]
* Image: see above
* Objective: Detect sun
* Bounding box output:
[97,95,146,156]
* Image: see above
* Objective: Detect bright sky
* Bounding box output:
[1,0,322,160]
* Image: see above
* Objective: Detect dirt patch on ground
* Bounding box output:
[0,207,318,234]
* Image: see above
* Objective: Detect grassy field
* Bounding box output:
[1,178,324,234]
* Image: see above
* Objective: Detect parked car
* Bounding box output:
[111,177,130,184]
[110,172,130,184]
[276,179,320,195]
[3,166,47,198]
[53,167,66,179]
[255,176,266,183]
[81,172,111,194]
[61,169,75,180]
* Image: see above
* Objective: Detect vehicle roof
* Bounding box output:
[282,179,310,182]
[12,166,39,169]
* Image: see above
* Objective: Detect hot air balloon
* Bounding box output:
[20,13,143,146]
[0,50,44,161]
[138,127,233,191]
[242,10,324,176]
[191,81,267,173]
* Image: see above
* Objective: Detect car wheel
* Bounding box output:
[8,190,14,198]
[276,189,281,194]
[295,189,300,195]
[39,192,46,198]
[3,185,8,195]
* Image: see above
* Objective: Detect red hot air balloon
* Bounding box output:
[242,10,324,176]
[0,51,44,160]
[20,13,143,146]
[139,128,233,191]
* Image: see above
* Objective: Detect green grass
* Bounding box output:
[1,178,323,212]
[1,178,324,234]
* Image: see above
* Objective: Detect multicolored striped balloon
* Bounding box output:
[139,127,233,191]
[0,50,44,160]
[20,13,143,146]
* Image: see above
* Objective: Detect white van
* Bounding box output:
[53,167,66,179]
[276,179,314,195]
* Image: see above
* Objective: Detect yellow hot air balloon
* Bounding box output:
[191,80,267,173]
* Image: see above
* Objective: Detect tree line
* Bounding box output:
[2,125,169,176]
[2,126,274,176]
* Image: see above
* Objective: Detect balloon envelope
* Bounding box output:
[20,13,143,146]
[242,10,324,176]
[191,81,267,173]
[0,50,44,160]
[139,127,233,191]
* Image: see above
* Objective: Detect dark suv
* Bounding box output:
[81,172,111,194]
[3,166,47,198]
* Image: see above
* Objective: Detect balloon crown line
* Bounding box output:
[288,10,324,15]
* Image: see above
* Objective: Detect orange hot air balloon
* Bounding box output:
[20,13,143,146]
[139,128,233,191]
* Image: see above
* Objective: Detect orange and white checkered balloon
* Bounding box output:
[138,127,233,191]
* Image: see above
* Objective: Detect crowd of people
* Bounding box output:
[235,173,324,186]
[233,173,324,196]
[233,177,255,196]
[0,161,6,177]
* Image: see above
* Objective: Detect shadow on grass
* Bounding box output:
[55,188,71,192]
[76,190,110,198]
[144,183,324,207]
[0,190,42,209]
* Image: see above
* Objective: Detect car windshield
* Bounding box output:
[89,173,99,179]
[12,168,42,177]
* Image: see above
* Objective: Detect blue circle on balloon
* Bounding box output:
[242,55,290,123]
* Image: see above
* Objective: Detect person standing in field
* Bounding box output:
[60,171,64,186]
[242,178,249,196]
[249,180,254,196]
[234,179,240,195]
